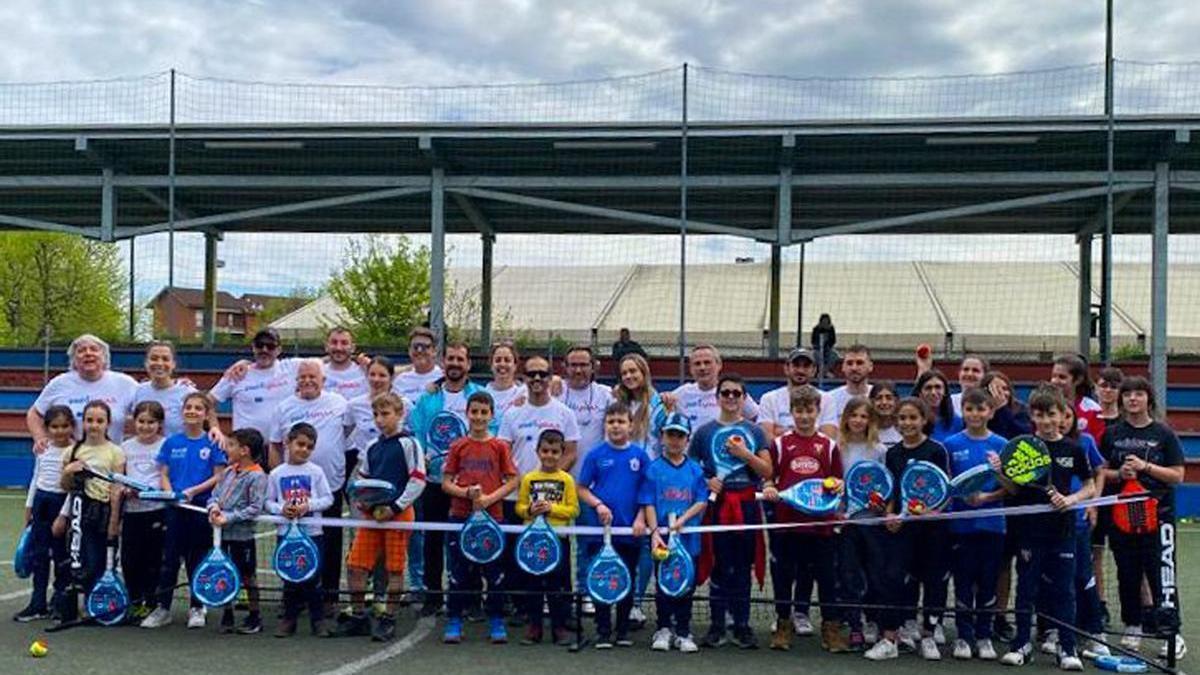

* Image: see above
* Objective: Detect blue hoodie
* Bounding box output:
[406,379,497,481]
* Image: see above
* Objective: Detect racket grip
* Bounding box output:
[707,492,718,503]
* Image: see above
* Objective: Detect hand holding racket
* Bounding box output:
[707,428,751,502]
[998,435,1054,495]
[595,502,614,525]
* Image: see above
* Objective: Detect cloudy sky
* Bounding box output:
[2,0,1197,298]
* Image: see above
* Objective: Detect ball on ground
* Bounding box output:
[29,639,48,658]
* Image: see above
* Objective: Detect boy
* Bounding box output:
[441,391,519,644]
[578,402,650,649]
[265,423,334,638]
[688,374,772,649]
[639,412,707,653]
[515,429,580,646]
[993,386,1093,670]
[207,428,269,635]
[762,386,846,652]
[335,393,426,642]
[943,388,1008,661]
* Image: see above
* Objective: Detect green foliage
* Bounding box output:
[0,233,125,346]
[326,235,431,345]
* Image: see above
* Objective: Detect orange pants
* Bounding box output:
[346,506,413,575]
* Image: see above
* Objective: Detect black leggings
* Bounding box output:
[121,509,165,607]
[1110,530,1169,629]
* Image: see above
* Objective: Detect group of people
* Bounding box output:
[16,328,1187,669]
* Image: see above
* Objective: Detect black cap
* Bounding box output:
[787,347,815,363]
[252,327,280,346]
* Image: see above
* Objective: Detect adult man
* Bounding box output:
[322,326,369,401]
[392,327,443,406]
[817,343,874,437]
[663,345,758,430]
[405,342,490,615]
[758,348,830,440]
[557,346,614,471]
[611,328,647,363]
[211,328,299,440]
[27,334,139,447]
[499,355,581,480]
[268,359,352,615]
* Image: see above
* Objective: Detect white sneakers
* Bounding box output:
[792,614,814,636]
[1120,626,1142,652]
[898,620,920,651]
[674,635,699,653]
[629,606,647,626]
[952,638,973,660]
[1083,636,1111,659]
[1159,635,1188,660]
[1041,629,1060,655]
[863,622,880,645]
[187,607,206,629]
[140,607,172,629]
[864,637,899,661]
[1059,653,1084,671]
[932,624,946,646]
[920,637,941,660]
[977,639,998,661]
[1000,642,1034,666]
[651,628,672,652]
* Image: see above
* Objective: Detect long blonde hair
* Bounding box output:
[614,354,655,441]
[838,396,880,446]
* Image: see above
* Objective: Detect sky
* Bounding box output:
[2,0,1199,298]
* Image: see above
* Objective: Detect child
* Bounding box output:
[639,412,706,653]
[336,393,426,642]
[870,381,902,446]
[994,385,1093,670]
[207,428,268,635]
[515,429,579,646]
[56,400,124,626]
[864,397,949,662]
[441,391,519,644]
[120,401,168,622]
[763,386,846,653]
[577,402,650,649]
[141,392,227,630]
[266,422,334,637]
[943,388,1007,661]
[13,405,72,622]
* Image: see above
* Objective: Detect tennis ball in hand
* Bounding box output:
[652,545,670,562]
[916,344,932,359]
[29,639,48,658]
[372,505,392,521]
[823,477,844,494]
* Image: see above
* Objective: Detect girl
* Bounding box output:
[864,398,950,661]
[55,400,124,626]
[870,380,902,446]
[485,341,527,423]
[838,396,887,469]
[120,400,168,621]
[345,355,397,477]
[613,354,667,457]
[13,405,73,622]
[982,370,1032,440]
[913,369,963,443]
[141,392,227,630]
[1091,366,1124,628]
[1050,354,1105,446]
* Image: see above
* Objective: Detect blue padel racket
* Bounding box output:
[192,525,241,607]
[136,489,185,502]
[999,435,1053,490]
[80,465,156,493]
[86,544,129,626]
[586,524,631,605]
[13,524,33,579]
[460,509,505,565]
[707,426,752,502]
[1094,656,1149,673]
[900,460,951,515]
[775,478,844,516]
[656,513,694,598]
[274,521,321,583]
[347,478,399,518]
[515,515,561,576]
[426,411,468,479]
[950,464,996,501]
[845,461,894,514]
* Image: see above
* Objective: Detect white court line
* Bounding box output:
[315,616,435,675]
[0,588,31,602]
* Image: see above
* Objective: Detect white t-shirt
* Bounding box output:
[392,366,444,406]
[758,385,831,435]
[131,380,196,438]
[323,362,369,402]
[669,381,759,431]
[839,440,888,470]
[497,398,581,487]
[344,393,402,453]
[486,381,527,423]
[26,443,67,506]
[210,360,299,439]
[557,382,614,469]
[879,426,902,446]
[269,391,350,492]
[817,384,874,430]
[951,391,964,417]
[120,437,166,513]
[265,461,334,536]
[33,370,139,443]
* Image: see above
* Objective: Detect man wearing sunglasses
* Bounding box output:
[211,328,301,439]
[392,327,444,407]
[663,345,759,430]
[498,356,580,480]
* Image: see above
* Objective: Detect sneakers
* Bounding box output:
[1041,628,1060,655]
[702,629,727,648]
[933,623,946,646]
[864,638,899,661]
[238,614,263,635]
[615,634,633,647]
[1059,651,1084,671]
[921,637,942,660]
[521,625,543,645]
[489,617,508,644]
[629,606,647,627]
[994,617,1016,642]
[793,614,815,636]
[140,607,173,629]
[977,638,998,660]
[1000,643,1035,666]
[552,627,573,646]
[771,620,792,651]
[595,634,614,649]
[329,611,371,638]
[443,618,464,643]
[12,605,49,623]
[652,628,673,651]
[187,607,206,629]
[732,628,758,650]
[1083,636,1111,659]
[372,614,395,642]
[863,622,880,645]
[824,622,851,653]
[899,619,921,650]
[1159,635,1188,660]
[220,609,236,633]
[953,638,973,660]
[582,599,596,616]
[274,617,297,638]
[1120,626,1142,652]
[675,634,699,653]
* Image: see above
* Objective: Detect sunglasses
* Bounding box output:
[526,370,552,380]
[718,389,744,399]
[252,342,278,350]
[410,342,433,352]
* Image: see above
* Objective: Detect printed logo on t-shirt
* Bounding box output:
[199,446,211,461]
[790,455,821,475]
[629,457,641,472]
[280,475,313,502]
[1055,456,1075,469]
[530,479,565,504]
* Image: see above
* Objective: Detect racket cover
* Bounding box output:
[515,515,561,576]
[900,460,951,514]
[586,524,631,605]
[274,521,321,583]
[192,526,241,607]
[459,509,505,565]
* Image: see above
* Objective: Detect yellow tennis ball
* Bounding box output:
[652,545,670,562]
[29,639,48,658]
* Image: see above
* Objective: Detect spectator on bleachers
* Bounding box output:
[810,314,837,378]
[611,327,647,363]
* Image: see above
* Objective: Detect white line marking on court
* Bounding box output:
[315,616,434,675]
[0,588,31,602]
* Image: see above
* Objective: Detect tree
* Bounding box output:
[0,233,125,346]
[326,234,431,345]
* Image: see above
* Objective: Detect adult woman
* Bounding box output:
[345,355,398,481]
[612,354,666,458]
[27,334,138,448]
[485,341,526,423]
[980,370,1032,439]
[950,354,989,416]
[911,369,963,443]
[130,341,196,438]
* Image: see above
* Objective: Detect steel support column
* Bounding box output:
[1151,162,1169,413]
[202,232,217,348]
[481,233,494,349]
[1077,234,1093,356]
[430,167,446,352]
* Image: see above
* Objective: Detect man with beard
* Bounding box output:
[211,328,301,440]
[662,345,759,430]
[817,344,874,438]
[758,348,830,441]
[556,346,614,473]
[406,342,490,616]
[268,359,352,617]
[322,327,369,402]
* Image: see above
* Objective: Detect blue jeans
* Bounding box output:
[28,490,67,612]
[951,531,1004,642]
[1014,537,1076,654]
[1039,527,1103,636]
[709,499,760,632]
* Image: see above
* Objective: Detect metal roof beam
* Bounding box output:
[450,192,494,238]
[0,213,96,237]
[793,183,1149,240]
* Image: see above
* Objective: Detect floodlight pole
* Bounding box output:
[1100,0,1114,364]
[678,63,689,383]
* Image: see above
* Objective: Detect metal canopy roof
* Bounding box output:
[1,117,1199,241]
